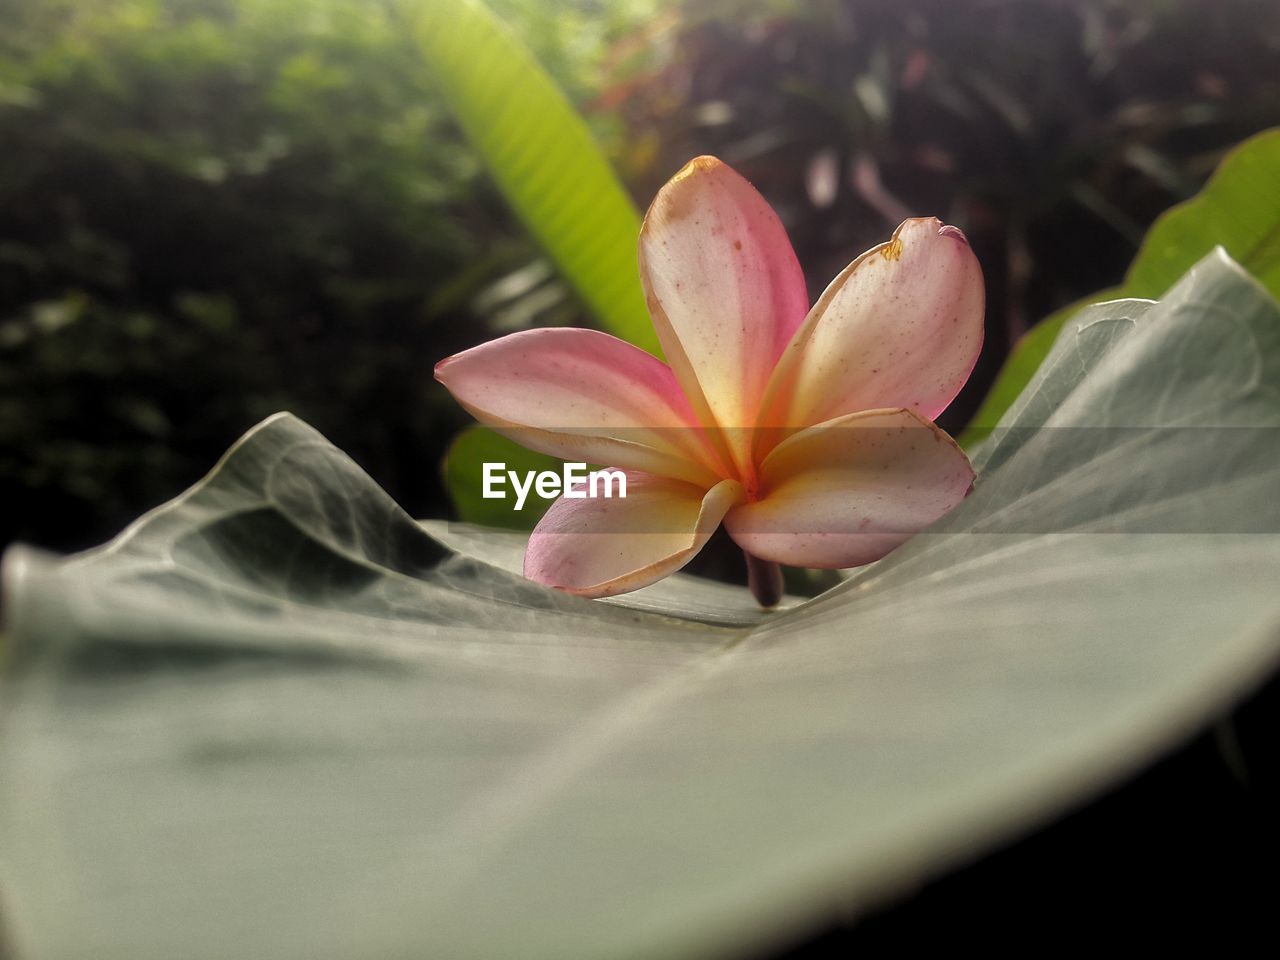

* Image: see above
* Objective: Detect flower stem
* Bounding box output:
[744,552,784,609]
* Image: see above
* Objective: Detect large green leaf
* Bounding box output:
[406,0,658,354]
[3,253,1280,958]
[963,126,1280,442]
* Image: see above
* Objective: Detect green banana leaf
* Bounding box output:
[408,0,658,354]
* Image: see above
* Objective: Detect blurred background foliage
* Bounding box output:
[605,0,1280,424]
[0,0,653,551]
[1,0,1278,552]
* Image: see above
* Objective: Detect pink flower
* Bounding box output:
[436,156,983,603]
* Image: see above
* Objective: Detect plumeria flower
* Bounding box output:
[436,156,983,605]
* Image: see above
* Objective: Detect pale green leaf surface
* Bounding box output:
[408,0,659,354]
[3,253,1280,959]
[964,126,1280,440]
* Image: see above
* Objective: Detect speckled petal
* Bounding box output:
[639,156,810,476]
[760,218,984,440]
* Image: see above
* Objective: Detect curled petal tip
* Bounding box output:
[938,223,970,244]
[672,155,725,181]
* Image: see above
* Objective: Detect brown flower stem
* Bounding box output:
[744,551,784,609]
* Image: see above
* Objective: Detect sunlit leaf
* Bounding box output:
[406,0,659,354]
[963,126,1280,443]
[3,253,1279,958]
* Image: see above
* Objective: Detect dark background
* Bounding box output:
[1,0,1278,949]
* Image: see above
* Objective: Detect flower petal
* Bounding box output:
[639,156,810,473]
[435,328,724,486]
[525,474,744,598]
[760,218,984,438]
[724,408,974,568]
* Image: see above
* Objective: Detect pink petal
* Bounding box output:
[760,218,984,439]
[525,474,744,598]
[724,408,974,568]
[435,328,724,486]
[639,156,810,475]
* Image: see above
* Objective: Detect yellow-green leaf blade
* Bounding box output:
[407,0,658,354]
